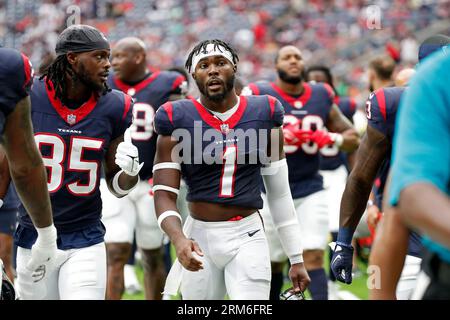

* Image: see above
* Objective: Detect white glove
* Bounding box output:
[0,199,3,209]
[115,128,144,177]
[26,224,68,282]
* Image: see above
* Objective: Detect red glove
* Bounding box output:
[283,122,312,147]
[310,130,334,149]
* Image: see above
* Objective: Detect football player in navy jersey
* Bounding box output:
[368,35,450,300]
[13,25,142,300]
[153,39,310,300]
[331,85,414,287]
[244,46,359,300]
[332,35,450,299]
[101,37,187,300]
[0,47,64,298]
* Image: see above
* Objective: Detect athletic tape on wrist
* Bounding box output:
[153,162,181,172]
[157,210,182,231]
[152,185,180,195]
[112,170,139,196]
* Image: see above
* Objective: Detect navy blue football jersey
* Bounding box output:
[247,81,334,198]
[15,78,133,249]
[366,86,405,207]
[0,48,33,133]
[109,71,185,180]
[320,96,357,171]
[366,86,422,257]
[154,95,283,209]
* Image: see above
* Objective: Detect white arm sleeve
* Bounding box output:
[262,159,304,264]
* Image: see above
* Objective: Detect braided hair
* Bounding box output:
[40,54,110,103]
[185,39,239,72]
[39,55,70,102]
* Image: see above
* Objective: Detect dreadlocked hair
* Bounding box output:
[40,55,71,102]
[185,39,239,72]
[40,54,111,102]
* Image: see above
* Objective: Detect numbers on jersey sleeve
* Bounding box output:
[130,103,155,141]
[35,134,104,195]
[283,115,324,155]
[365,100,372,120]
[219,145,237,197]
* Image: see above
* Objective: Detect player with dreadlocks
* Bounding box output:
[152,39,310,299]
[40,50,111,102]
[14,25,143,300]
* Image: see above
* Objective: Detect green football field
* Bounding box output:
[122,248,369,300]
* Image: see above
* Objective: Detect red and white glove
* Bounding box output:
[283,122,312,147]
[115,128,144,177]
[310,130,343,149]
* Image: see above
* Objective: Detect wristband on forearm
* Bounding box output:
[336,227,354,247]
[35,224,57,246]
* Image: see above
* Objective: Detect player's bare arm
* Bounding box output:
[104,132,140,198]
[3,96,53,228]
[399,183,450,248]
[153,135,203,272]
[330,125,387,285]
[340,125,388,229]
[326,104,359,153]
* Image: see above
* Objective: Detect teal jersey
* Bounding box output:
[389,52,450,262]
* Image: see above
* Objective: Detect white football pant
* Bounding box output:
[178,213,271,300]
[320,165,348,232]
[100,178,189,249]
[396,255,422,300]
[16,242,106,300]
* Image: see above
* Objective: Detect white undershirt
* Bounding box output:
[198,96,240,122]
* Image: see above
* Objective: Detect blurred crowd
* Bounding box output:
[1,0,449,102]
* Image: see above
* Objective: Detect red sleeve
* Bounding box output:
[122,94,133,120]
[171,75,186,91]
[248,83,260,95]
[20,53,33,91]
